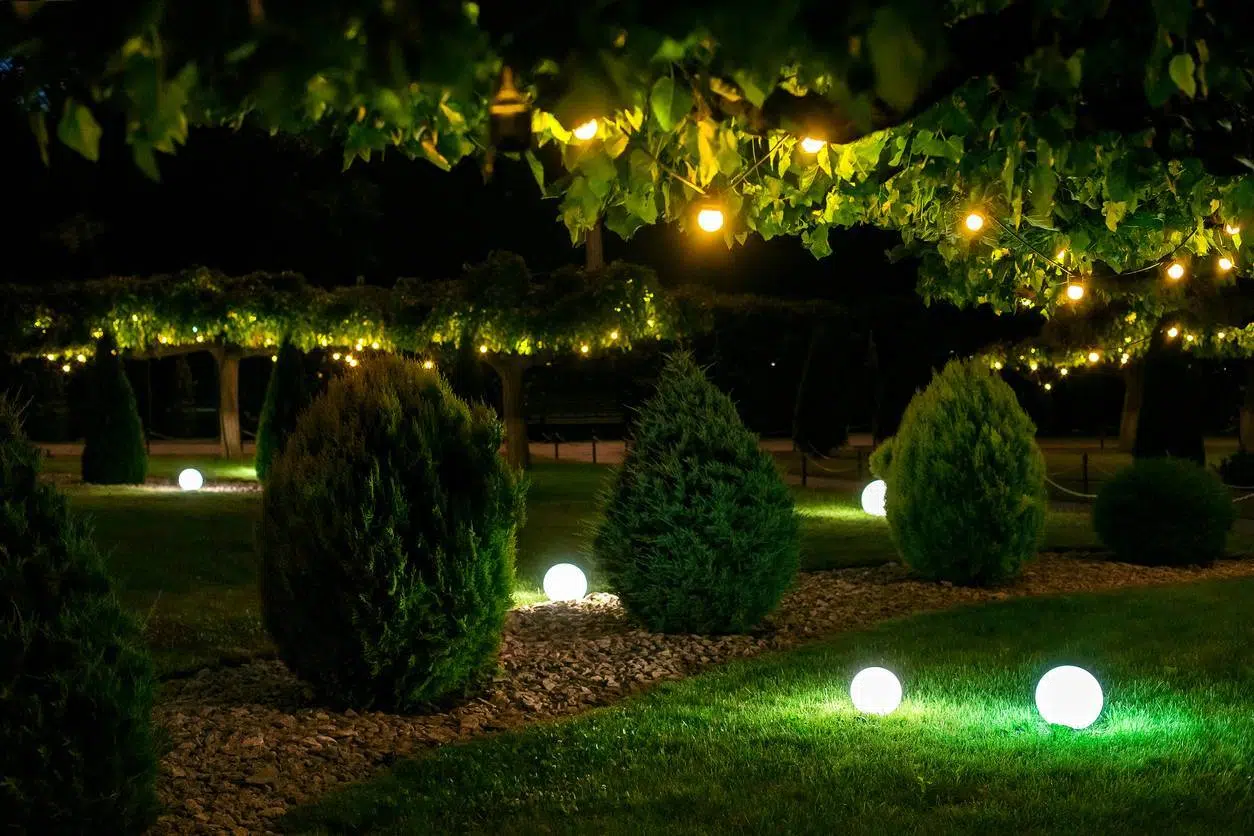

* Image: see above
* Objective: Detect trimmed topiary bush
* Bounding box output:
[259,356,525,710]
[1094,458,1234,566]
[0,396,157,832]
[880,358,1046,585]
[593,352,799,634]
[81,332,147,485]
[255,338,314,482]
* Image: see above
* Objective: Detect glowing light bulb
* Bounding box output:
[543,563,587,602]
[1226,223,1241,235]
[371,340,381,349]
[1060,367,1069,376]
[1035,666,1103,729]
[850,667,902,716]
[1219,256,1234,272]
[697,208,725,232]
[332,352,341,360]
[1167,326,1180,338]
[1087,350,1100,363]
[964,212,985,233]
[609,330,619,340]
[60,363,71,373]
[178,468,204,492]
[860,480,887,517]
[75,354,86,363]
[993,360,1004,370]
[1120,354,1130,365]
[479,344,489,354]
[1186,333,1195,342]
[572,119,598,141]
[271,355,277,362]
[1029,361,1039,371]
[1055,249,1067,261]
[1218,331,1227,340]
[422,359,435,370]
[1166,262,1185,280]
[800,136,826,153]
[1044,382,1053,391]
[347,357,359,367]
[1066,283,1085,301]
[580,344,590,355]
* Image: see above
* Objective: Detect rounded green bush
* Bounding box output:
[594,352,799,634]
[0,397,157,832]
[881,358,1046,585]
[258,356,524,710]
[255,338,314,482]
[1094,458,1234,566]
[81,332,147,485]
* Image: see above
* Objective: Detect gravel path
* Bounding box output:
[152,553,1254,834]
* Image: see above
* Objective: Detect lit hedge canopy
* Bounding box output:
[1,256,672,361]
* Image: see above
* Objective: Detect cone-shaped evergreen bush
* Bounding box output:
[81,333,147,485]
[0,396,157,832]
[594,353,798,634]
[255,339,313,482]
[258,357,525,710]
[1094,458,1233,566]
[880,358,1046,585]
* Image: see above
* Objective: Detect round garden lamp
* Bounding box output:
[850,667,902,716]
[861,480,887,517]
[543,563,587,602]
[178,468,204,492]
[1035,665,1104,729]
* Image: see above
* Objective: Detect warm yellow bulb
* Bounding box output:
[964,212,985,233]
[1219,256,1234,272]
[61,363,71,373]
[479,344,489,354]
[1186,333,1195,342]
[1055,249,1067,261]
[580,344,590,355]
[1044,383,1052,391]
[993,360,1004,370]
[422,359,435,370]
[697,208,724,232]
[1060,367,1069,376]
[1166,262,1185,280]
[572,119,598,141]
[1226,223,1241,235]
[1120,353,1130,365]
[271,355,278,363]
[609,330,619,340]
[1029,361,1039,371]
[332,352,341,360]
[1066,283,1085,301]
[1167,326,1180,338]
[75,354,86,363]
[1218,331,1227,340]
[1087,350,1100,363]
[800,137,826,154]
[45,353,56,361]
[371,340,381,349]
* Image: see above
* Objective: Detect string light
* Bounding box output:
[371,340,381,349]
[993,360,1004,370]
[422,359,435,370]
[1167,326,1180,338]
[1060,367,1069,376]
[964,212,986,233]
[580,344,590,354]
[479,344,489,354]
[45,353,56,361]
[609,330,619,340]
[60,363,71,373]
[1186,333,1196,342]
[346,357,359,367]
[1087,350,1100,363]
[572,119,599,141]
[1226,223,1241,235]
[1218,331,1227,340]
[1056,249,1067,261]
[1044,383,1052,391]
[271,355,277,362]
[1029,360,1039,371]
[1166,262,1185,281]
[1219,256,1234,272]
[75,353,86,363]
[1120,352,1130,364]
[332,352,341,360]
[800,137,826,153]
[1065,282,1085,301]
[697,207,725,233]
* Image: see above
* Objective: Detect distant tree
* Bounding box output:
[81,333,147,485]
[255,338,314,482]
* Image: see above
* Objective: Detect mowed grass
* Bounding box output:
[286,578,1254,834]
[59,457,1254,673]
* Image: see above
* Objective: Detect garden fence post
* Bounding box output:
[591,433,598,464]
[1082,452,1089,494]
[554,436,560,461]
[857,448,864,480]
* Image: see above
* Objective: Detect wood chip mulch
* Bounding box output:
[152,553,1254,834]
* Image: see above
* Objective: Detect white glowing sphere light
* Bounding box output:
[543,563,588,602]
[178,468,204,492]
[861,479,888,517]
[850,667,903,716]
[1035,665,1104,729]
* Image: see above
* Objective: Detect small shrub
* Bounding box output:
[81,332,147,485]
[594,352,799,634]
[1094,458,1234,566]
[880,358,1046,585]
[255,338,314,482]
[0,396,157,832]
[1216,450,1254,489]
[259,356,524,710]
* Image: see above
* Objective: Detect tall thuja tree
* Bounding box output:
[81,332,147,485]
[255,338,314,482]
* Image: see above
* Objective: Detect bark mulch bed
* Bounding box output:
[153,553,1254,834]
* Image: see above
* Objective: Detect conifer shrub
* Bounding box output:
[593,353,798,634]
[81,332,147,485]
[255,338,314,482]
[258,357,525,710]
[879,358,1046,585]
[1094,458,1233,566]
[0,397,157,832]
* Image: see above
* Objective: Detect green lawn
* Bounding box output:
[60,456,1254,674]
[286,577,1254,834]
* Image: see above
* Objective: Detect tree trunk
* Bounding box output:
[1242,358,1254,451]
[585,220,604,271]
[1118,361,1144,452]
[214,345,243,460]
[488,354,530,470]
